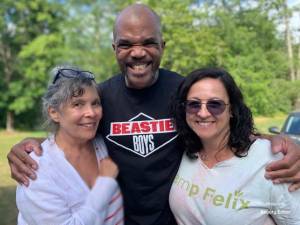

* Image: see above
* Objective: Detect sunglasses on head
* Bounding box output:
[183,99,229,116]
[52,68,95,84]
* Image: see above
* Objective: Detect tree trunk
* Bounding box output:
[283,1,295,81]
[297,42,300,80]
[1,40,14,131]
[6,111,14,132]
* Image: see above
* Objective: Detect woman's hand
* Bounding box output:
[98,157,119,178]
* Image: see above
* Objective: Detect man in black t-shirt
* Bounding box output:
[99,5,184,224]
[98,4,300,224]
[7,3,300,225]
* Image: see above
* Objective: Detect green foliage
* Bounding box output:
[57,0,120,82]
[0,0,65,130]
[0,0,299,130]
[14,33,65,112]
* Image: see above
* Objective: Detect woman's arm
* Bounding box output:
[270,182,300,224]
[17,174,120,225]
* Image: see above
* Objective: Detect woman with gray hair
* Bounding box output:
[16,67,124,225]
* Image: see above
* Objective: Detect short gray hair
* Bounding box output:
[42,66,99,133]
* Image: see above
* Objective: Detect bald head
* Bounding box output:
[113,4,162,41]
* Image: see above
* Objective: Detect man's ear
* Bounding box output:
[112,43,116,51]
[48,107,60,123]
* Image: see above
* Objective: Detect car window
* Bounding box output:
[285,115,300,135]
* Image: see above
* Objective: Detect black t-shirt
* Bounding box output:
[99,69,184,225]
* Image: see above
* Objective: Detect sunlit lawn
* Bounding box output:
[254,114,286,134]
[0,114,287,225]
[0,131,46,225]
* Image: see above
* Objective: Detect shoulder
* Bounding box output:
[247,139,283,163]
[25,137,64,186]
[28,138,54,170]
[159,68,184,83]
[159,68,182,76]
[154,68,184,94]
[98,74,123,92]
[93,135,108,159]
[16,137,67,203]
[16,139,58,201]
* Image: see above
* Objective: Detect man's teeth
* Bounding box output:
[132,64,147,70]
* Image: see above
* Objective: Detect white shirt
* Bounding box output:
[169,139,300,225]
[16,135,124,225]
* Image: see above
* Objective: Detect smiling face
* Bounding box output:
[49,86,102,143]
[185,78,231,145]
[113,6,165,89]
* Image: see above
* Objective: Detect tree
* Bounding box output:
[0,0,65,131]
[58,0,120,82]
[282,0,295,81]
[1,0,299,130]
[272,0,297,81]
[295,4,300,80]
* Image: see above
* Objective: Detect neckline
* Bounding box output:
[49,136,99,191]
[197,153,240,170]
[122,69,161,94]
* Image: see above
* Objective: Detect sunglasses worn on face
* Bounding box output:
[53,69,95,84]
[184,99,229,116]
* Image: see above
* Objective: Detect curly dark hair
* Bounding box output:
[171,68,257,159]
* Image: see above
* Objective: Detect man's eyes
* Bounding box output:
[117,43,131,49]
[117,42,159,49]
[143,42,159,47]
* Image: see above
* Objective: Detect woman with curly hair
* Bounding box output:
[169,68,300,225]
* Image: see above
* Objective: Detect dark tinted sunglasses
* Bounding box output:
[183,99,229,116]
[53,69,95,84]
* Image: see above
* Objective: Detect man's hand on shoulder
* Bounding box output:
[264,134,300,192]
[7,137,44,186]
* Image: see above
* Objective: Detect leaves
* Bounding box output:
[0,0,299,130]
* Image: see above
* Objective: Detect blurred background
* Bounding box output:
[1,0,300,224]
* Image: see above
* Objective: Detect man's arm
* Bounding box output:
[262,134,300,191]
[7,137,45,186]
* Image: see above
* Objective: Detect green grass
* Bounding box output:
[0,115,288,225]
[254,114,286,134]
[0,131,46,225]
